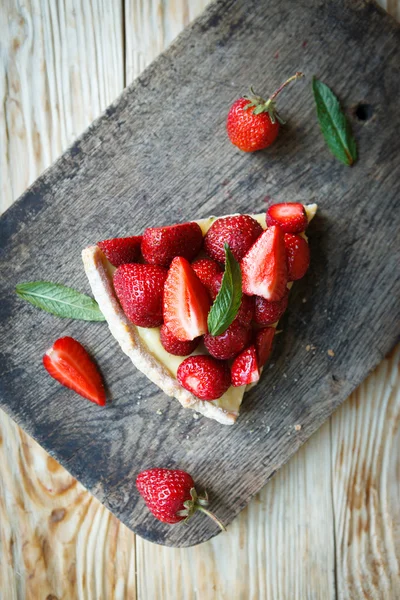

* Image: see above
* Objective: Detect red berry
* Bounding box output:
[210,272,254,327]
[266,203,308,233]
[163,257,211,341]
[160,324,200,356]
[113,263,168,327]
[136,468,225,529]
[231,345,260,386]
[43,337,106,405]
[255,327,275,367]
[192,258,222,297]
[204,321,251,360]
[177,355,231,400]
[254,288,289,326]
[98,236,142,267]
[226,74,303,152]
[136,468,194,524]
[204,215,263,263]
[241,225,287,301]
[227,97,280,152]
[284,233,310,281]
[142,222,203,267]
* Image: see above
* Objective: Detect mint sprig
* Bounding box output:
[312,77,357,166]
[15,281,105,321]
[207,244,242,336]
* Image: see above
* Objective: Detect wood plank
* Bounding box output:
[0,0,124,212]
[125,0,209,84]
[136,423,336,599]
[0,1,131,598]
[331,345,400,599]
[0,0,399,548]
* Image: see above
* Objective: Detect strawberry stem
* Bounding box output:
[269,72,304,102]
[196,506,227,531]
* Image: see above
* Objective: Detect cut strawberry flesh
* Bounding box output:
[241,225,287,301]
[163,257,211,341]
[43,337,106,405]
[231,345,260,387]
[266,202,307,233]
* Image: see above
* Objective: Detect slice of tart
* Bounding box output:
[82,203,317,425]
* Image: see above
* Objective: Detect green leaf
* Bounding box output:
[15,281,105,321]
[207,245,242,336]
[312,77,357,166]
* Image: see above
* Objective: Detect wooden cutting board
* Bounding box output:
[0,0,399,547]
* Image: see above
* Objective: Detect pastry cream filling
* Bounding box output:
[133,205,317,415]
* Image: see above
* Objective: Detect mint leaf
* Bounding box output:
[15,282,105,321]
[207,245,242,336]
[312,77,357,166]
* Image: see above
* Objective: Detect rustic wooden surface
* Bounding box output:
[0,0,399,594]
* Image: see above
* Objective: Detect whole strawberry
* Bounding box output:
[226,72,304,152]
[136,468,225,529]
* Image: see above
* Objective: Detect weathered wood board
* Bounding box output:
[0,0,399,547]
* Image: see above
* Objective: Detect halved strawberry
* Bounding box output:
[160,324,200,356]
[204,321,251,360]
[192,258,223,298]
[204,215,263,263]
[142,222,203,267]
[113,263,168,327]
[255,327,275,367]
[98,236,142,267]
[241,226,287,301]
[266,203,307,233]
[231,346,260,387]
[43,337,106,405]
[177,355,231,400]
[284,233,310,281]
[163,257,211,341]
[254,288,289,325]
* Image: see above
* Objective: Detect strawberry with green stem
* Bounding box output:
[226,72,304,152]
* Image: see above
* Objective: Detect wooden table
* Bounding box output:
[1,1,399,598]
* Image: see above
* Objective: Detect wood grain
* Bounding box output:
[0,0,399,548]
[0,0,399,596]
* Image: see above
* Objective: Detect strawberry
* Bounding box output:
[204,320,251,360]
[113,263,168,327]
[163,257,211,341]
[210,272,254,327]
[226,73,303,152]
[255,327,275,367]
[204,215,263,263]
[266,203,308,233]
[43,337,106,405]
[97,236,142,267]
[136,468,225,529]
[284,233,310,280]
[254,288,289,325]
[231,346,260,386]
[177,355,231,400]
[160,324,200,356]
[142,222,203,267]
[241,225,287,301]
[192,258,223,297]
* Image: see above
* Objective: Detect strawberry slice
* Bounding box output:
[241,226,287,301]
[255,327,275,367]
[163,257,211,341]
[43,337,106,405]
[284,233,310,281]
[266,202,308,233]
[98,236,142,267]
[231,345,260,387]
